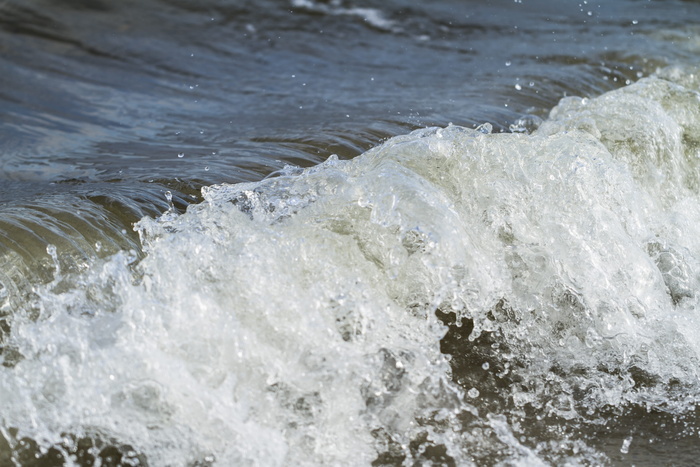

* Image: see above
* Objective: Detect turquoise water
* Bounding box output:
[1,0,700,465]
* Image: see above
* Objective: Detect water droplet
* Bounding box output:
[165,191,173,202]
[482,362,490,370]
[514,83,522,90]
[177,152,185,158]
[468,388,480,398]
[505,61,512,67]
[204,166,210,171]
[620,436,632,454]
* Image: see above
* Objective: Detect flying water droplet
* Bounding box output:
[620,436,632,454]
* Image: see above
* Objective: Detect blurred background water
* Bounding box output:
[3,0,690,186]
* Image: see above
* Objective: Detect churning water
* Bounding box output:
[1,0,700,465]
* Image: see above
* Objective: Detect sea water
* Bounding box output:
[1,0,700,465]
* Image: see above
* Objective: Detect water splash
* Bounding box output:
[2,65,700,465]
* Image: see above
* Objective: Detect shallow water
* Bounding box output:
[1,0,700,465]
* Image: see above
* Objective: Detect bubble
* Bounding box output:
[476,122,493,134]
[509,114,543,133]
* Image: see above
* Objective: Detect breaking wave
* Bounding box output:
[2,65,700,465]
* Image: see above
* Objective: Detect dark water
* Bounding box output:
[1,0,700,465]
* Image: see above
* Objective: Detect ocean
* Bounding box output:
[1,0,700,465]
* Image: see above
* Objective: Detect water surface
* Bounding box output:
[1,0,700,465]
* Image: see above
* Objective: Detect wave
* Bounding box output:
[1,65,700,465]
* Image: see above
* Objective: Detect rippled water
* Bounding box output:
[1,0,700,465]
